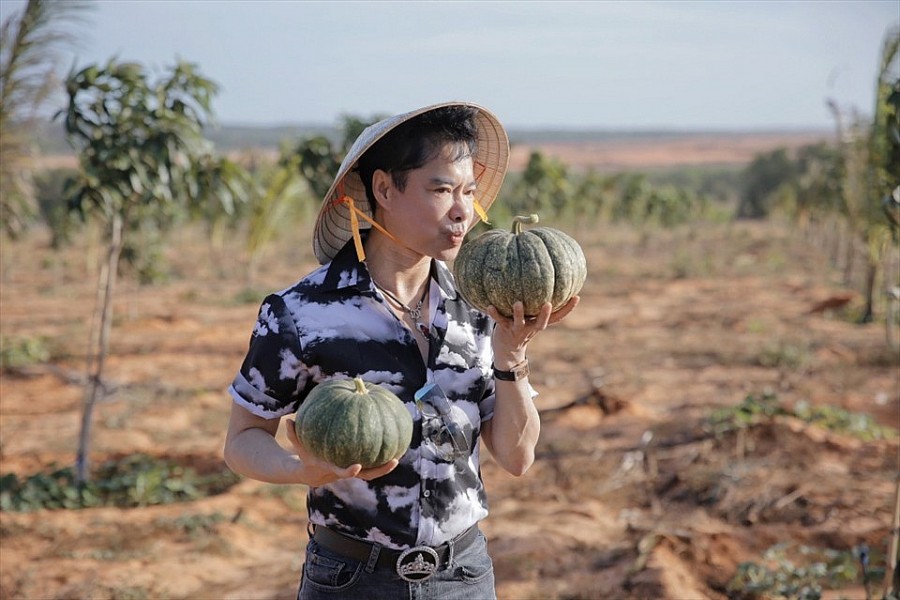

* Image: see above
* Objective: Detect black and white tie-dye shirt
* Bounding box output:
[228,238,498,550]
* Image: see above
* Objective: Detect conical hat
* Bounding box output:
[312,101,509,264]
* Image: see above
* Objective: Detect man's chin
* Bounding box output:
[434,247,461,263]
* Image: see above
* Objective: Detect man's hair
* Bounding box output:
[356,106,479,214]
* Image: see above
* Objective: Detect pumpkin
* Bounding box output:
[294,377,413,469]
[453,214,586,318]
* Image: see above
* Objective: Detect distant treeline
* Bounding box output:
[31,119,335,155]
[29,118,829,156]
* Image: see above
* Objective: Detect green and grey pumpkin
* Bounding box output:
[453,214,586,318]
[294,377,413,469]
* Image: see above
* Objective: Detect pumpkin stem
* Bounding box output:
[512,214,540,234]
[352,378,368,394]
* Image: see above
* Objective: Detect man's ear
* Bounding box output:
[371,170,392,212]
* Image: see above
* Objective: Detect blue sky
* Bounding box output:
[2,0,898,130]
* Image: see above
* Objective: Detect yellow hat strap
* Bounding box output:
[335,189,490,262]
[473,200,489,224]
[338,195,400,262]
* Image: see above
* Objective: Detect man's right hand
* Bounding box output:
[285,419,400,485]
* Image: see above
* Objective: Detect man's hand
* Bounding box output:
[487,296,580,365]
[285,419,400,485]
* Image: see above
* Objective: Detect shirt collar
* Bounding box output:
[432,260,459,300]
[324,236,459,301]
[322,236,371,292]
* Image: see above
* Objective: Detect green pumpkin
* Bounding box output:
[453,214,586,318]
[294,377,413,469]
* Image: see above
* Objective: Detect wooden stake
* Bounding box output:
[883,470,900,598]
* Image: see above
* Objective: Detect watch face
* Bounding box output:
[494,362,529,381]
[512,364,529,380]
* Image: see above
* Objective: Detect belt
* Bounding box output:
[311,524,479,583]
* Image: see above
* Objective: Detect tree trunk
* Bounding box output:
[860,256,877,324]
[827,218,842,269]
[75,213,124,485]
[843,234,857,287]
[885,474,900,598]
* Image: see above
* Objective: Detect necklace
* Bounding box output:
[372,277,431,338]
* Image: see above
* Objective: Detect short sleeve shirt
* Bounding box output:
[228,239,496,550]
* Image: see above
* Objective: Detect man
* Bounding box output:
[224,101,579,599]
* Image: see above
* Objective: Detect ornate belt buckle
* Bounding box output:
[396,545,439,582]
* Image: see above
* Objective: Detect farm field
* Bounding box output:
[1,135,898,599]
[31,128,830,173]
[507,130,830,171]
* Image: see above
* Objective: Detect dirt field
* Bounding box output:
[1,135,898,600]
[33,129,830,174]
[507,131,830,171]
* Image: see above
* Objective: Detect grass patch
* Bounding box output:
[708,392,898,442]
[727,542,884,600]
[0,453,241,512]
[0,334,54,369]
[66,583,167,600]
[260,483,308,511]
[231,287,266,305]
[745,318,768,334]
[670,246,714,279]
[105,586,164,600]
[156,511,228,538]
[153,511,235,555]
[756,339,811,370]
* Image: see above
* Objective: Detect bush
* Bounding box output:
[0,335,52,369]
[727,542,885,600]
[708,392,899,441]
[33,167,80,248]
[0,454,241,512]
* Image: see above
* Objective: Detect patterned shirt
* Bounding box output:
[228,238,497,550]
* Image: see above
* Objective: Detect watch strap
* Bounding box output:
[492,359,529,381]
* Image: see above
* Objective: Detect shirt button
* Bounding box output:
[423,490,431,498]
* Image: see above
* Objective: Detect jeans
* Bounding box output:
[297,530,496,600]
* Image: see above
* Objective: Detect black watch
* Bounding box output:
[492,360,529,382]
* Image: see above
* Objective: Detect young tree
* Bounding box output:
[189,152,254,270]
[0,0,89,238]
[872,31,900,235]
[736,148,795,219]
[572,170,618,222]
[62,59,242,484]
[860,26,900,323]
[290,113,385,200]
[869,27,900,208]
[507,150,572,218]
[828,27,900,322]
[789,143,843,231]
[244,153,306,286]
